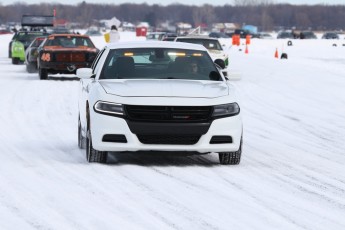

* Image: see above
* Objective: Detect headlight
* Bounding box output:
[94,101,125,116]
[212,103,240,117]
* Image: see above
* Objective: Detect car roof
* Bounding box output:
[106,41,207,51]
[17,31,48,35]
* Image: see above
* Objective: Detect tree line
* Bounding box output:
[0,2,344,31]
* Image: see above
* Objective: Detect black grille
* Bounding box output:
[125,105,213,122]
[137,135,201,145]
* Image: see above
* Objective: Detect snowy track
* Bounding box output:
[0,34,344,230]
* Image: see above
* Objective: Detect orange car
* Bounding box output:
[37,33,99,80]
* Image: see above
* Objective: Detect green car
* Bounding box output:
[10,31,49,64]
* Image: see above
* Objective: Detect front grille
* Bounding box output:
[55,52,86,62]
[125,105,213,122]
[137,135,201,145]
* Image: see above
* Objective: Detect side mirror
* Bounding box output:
[77,68,95,79]
[214,59,225,69]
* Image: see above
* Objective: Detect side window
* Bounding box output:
[92,48,106,74]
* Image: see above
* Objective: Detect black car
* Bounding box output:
[209,32,229,38]
[25,36,47,73]
[226,29,259,38]
[162,36,177,41]
[299,31,317,39]
[277,31,295,39]
[321,32,339,39]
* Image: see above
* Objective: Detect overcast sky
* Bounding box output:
[1,0,344,6]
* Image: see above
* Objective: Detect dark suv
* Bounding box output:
[299,31,317,39]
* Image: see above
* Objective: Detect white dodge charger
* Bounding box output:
[77,41,243,165]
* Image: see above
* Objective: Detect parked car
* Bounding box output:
[0,27,12,35]
[299,31,317,39]
[51,26,72,34]
[209,32,229,38]
[162,32,177,40]
[257,32,274,39]
[227,29,259,38]
[37,33,99,80]
[24,36,47,73]
[9,30,49,64]
[84,27,103,36]
[174,36,229,76]
[277,31,295,39]
[162,36,177,41]
[146,32,167,40]
[321,32,339,39]
[77,41,243,164]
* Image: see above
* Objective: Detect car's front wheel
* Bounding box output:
[86,129,107,163]
[219,138,242,165]
[12,58,20,65]
[39,67,48,80]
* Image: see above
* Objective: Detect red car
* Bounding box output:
[37,33,99,80]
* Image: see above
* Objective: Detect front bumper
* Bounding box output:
[41,61,93,73]
[90,111,242,153]
[12,50,25,61]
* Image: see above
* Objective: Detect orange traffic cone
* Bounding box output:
[245,45,249,54]
[274,48,279,58]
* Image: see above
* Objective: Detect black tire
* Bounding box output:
[219,138,242,165]
[78,118,86,149]
[280,53,288,59]
[39,67,48,80]
[8,43,12,58]
[12,58,19,65]
[26,63,37,73]
[86,129,107,163]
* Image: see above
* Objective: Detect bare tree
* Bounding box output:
[233,0,275,6]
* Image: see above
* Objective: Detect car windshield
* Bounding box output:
[176,38,223,51]
[16,32,47,43]
[45,36,95,48]
[100,48,221,81]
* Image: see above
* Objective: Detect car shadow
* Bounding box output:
[105,151,221,167]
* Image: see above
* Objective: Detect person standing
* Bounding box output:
[108,25,120,43]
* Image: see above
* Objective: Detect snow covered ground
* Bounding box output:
[0,32,345,230]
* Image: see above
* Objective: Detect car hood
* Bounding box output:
[99,79,228,98]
